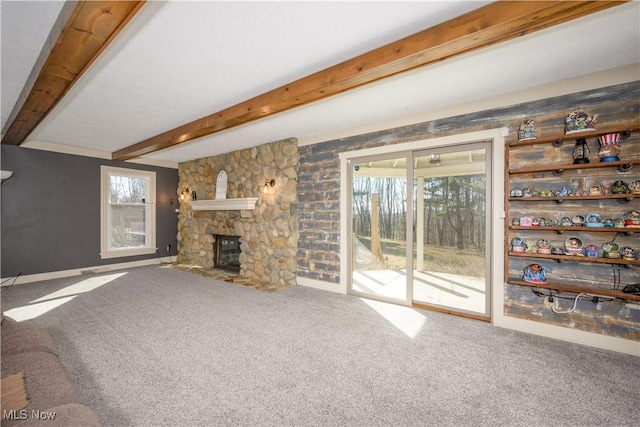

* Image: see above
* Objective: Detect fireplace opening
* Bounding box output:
[214,235,241,272]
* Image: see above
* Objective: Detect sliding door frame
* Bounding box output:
[339,129,506,322]
[345,150,414,306]
[411,141,493,318]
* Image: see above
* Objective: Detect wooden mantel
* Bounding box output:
[186,198,258,211]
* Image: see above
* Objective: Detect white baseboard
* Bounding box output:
[493,311,640,357]
[1,258,162,286]
[297,276,346,294]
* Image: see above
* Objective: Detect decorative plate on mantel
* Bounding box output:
[216,170,228,200]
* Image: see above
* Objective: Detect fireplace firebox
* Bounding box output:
[214,235,241,272]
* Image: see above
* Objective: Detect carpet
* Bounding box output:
[1,264,639,427]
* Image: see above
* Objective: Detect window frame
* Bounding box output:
[100,165,156,259]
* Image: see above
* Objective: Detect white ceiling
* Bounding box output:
[2,1,639,167]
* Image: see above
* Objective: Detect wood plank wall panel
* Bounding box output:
[298,81,639,339]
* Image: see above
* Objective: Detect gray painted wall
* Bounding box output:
[0,146,178,278]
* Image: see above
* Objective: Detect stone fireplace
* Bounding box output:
[176,138,299,290]
[214,234,241,272]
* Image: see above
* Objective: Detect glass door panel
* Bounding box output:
[412,144,490,317]
[350,155,411,304]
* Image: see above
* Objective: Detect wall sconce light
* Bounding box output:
[180,188,190,201]
[0,170,14,182]
[263,179,275,194]
[429,154,441,166]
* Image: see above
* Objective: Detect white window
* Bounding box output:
[100,166,156,259]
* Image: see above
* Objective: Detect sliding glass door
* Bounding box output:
[348,142,491,318]
[350,154,412,305]
[412,144,491,317]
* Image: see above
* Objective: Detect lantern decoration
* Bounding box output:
[598,133,621,162]
[572,138,590,164]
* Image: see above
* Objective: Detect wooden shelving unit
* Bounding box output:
[506,120,640,302]
[508,251,639,266]
[508,280,640,302]
[509,159,640,175]
[509,226,636,234]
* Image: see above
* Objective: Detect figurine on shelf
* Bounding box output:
[519,216,533,226]
[612,180,628,194]
[625,210,640,228]
[598,133,621,162]
[589,185,602,195]
[518,119,537,141]
[571,215,585,226]
[510,188,523,197]
[585,212,603,227]
[560,217,573,227]
[511,237,526,253]
[602,242,621,259]
[524,240,538,253]
[523,264,548,285]
[565,237,584,256]
[585,245,598,258]
[564,110,598,134]
[537,239,551,254]
[629,180,640,195]
[621,247,636,261]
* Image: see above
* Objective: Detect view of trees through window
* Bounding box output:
[353,174,486,277]
[109,175,148,249]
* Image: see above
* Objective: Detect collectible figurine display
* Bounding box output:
[523,264,548,284]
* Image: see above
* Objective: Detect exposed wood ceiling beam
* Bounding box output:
[1,1,146,146]
[114,1,626,161]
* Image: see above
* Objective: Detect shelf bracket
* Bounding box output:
[620,130,632,140]
[552,138,563,147]
[616,163,633,173]
[554,229,564,234]
[616,197,631,204]
[555,199,564,204]
[553,168,564,176]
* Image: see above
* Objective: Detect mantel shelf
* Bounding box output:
[186,198,258,211]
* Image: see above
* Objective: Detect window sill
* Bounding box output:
[100,247,156,260]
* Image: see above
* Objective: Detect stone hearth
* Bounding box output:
[176,138,299,290]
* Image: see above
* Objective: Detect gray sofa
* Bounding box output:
[1,316,101,426]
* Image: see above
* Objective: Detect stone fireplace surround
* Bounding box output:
[177,139,299,290]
